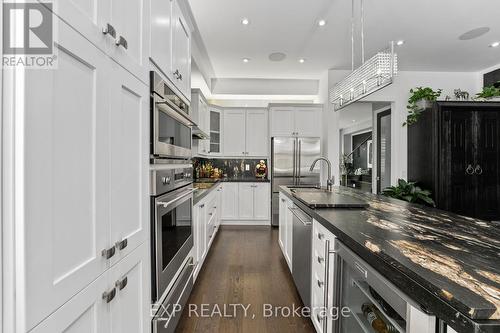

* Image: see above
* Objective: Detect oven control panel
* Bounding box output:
[151,167,193,196]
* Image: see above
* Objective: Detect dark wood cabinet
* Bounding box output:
[408,101,500,221]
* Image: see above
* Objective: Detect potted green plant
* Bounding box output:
[475,85,500,101]
[404,87,442,126]
[382,179,436,207]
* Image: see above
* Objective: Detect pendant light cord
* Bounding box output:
[351,0,354,71]
[361,0,365,64]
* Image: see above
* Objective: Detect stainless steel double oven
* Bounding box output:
[150,71,196,332]
[151,166,195,332]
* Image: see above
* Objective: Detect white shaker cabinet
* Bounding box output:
[253,183,271,220]
[108,243,150,333]
[44,0,150,83]
[30,273,110,333]
[270,108,295,137]
[294,107,322,137]
[246,109,269,157]
[225,183,270,223]
[223,109,247,157]
[171,0,192,99]
[278,193,293,269]
[223,109,269,157]
[238,183,255,219]
[22,20,110,331]
[150,0,192,101]
[18,16,149,332]
[221,183,239,219]
[108,63,149,266]
[150,0,173,81]
[102,0,150,83]
[193,201,207,279]
[30,244,150,333]
[270,106,322,137]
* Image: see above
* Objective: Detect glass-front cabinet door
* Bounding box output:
[209,107,222,155]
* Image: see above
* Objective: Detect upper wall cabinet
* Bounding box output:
[150,0,173,82]
[223,109,269,157]
[150,0,192,101]
[172,0,192,99]
[270,106,322,137]
[44,0,150,83]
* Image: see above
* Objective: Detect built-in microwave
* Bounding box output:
[150,71,194,160]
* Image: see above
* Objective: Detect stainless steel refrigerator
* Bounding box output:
[271,137,321,226]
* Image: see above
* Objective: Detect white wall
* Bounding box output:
[326,70,482,187]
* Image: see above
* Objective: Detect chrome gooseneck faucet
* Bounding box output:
[310,157,334,192]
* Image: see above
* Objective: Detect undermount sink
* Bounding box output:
[289,187,329,193]
[288,187,369,209]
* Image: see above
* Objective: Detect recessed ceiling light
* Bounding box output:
[490,41,500,48]
[396,40,405,46]
[241,18,250,25]
[352,119,356,122]
[242,58,250,63]
[458,27,490,40]
[269,52,287,62]
[318,19,327,27]
[299,58,306,63]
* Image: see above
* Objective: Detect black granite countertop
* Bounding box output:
[195,177,270,183]
[193,180,221,205]
[280,186,500,333]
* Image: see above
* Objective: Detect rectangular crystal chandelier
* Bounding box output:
[330,43,398,111]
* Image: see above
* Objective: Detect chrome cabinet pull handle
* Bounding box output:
[102,23,116,38]
[115,238,128,251]
[317,232,325,240]
[115,36,128,49]
[466,164,474,175]
[115,277,128,291]
[317,279,324,288]
[102,288,116,303]
[101,246,116,259]
[475,165,483,175]
[317,255,325,264]
[317,313,324,322]
[173,69,180,79]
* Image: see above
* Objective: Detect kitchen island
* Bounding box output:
[279,186,500,333]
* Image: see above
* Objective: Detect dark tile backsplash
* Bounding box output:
[193,158,268,180]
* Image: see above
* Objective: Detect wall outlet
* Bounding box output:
[245,164,250,171]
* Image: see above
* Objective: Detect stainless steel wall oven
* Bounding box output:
[151,167,194,303]
[150,71,193,160]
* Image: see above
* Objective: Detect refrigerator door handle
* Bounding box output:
[298,140,302,185]
[293,139,297,185]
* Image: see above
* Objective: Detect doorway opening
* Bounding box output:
[376,109,391,193]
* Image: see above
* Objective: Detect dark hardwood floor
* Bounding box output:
[176,226,316,333]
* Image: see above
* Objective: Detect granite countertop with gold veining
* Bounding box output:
[280,186,500,333]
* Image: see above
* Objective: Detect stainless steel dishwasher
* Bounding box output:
[290,204,313,308]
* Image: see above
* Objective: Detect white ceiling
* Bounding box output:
[188,0,500,80]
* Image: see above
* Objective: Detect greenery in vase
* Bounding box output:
[382,179,436,207]
[404,87,442,126]
[475,85,500,99]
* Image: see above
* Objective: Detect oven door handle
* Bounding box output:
[156,188,197,208]
[155,95,197,128]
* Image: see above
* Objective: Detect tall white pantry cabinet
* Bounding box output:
[2,1,154,332]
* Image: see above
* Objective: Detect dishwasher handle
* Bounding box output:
[288,207,312,226]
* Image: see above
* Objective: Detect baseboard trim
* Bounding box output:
[221,220,270,226]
